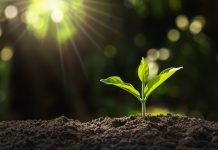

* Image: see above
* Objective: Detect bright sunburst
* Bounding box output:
[25,0,86,43]
[0,0,118,79]
[1,0,118,46]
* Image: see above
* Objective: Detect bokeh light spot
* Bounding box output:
[175,15,189,30]
[159,48,170,60]
[194,16,206,27]
[167,29,180,42]
[148,61,159,79]
[1,47,13,61]
[25,12,39,24]
[104,45,117,58]
[147,48,159,61]
[189,20,203,34]
[4,5,18,19]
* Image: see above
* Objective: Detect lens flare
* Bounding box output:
[0,0,117,78]
[51,10,64,23]
[24,0,85,43]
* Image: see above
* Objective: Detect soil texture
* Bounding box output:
[0,114,218,150]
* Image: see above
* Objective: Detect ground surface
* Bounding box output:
[0,114,218,150]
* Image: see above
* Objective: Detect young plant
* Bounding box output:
[100,57,182,117]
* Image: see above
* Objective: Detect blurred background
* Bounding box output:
[0,0,218,121]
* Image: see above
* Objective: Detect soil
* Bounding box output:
[0,114,218,150]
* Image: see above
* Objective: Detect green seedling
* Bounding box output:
[100,57,182,117]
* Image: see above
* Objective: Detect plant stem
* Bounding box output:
[141,82,146,116]
[141,82,144,101]
[141,102,146,117]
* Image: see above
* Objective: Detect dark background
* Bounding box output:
[0,0,218,121]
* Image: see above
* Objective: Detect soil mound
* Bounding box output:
[0,114,218,150]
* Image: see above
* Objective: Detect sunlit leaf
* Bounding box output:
[100,76,140,100]
[137,57,149,83]
[144,67,183,97]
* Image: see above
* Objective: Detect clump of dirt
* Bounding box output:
[0,114,218,150]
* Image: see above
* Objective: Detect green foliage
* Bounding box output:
[100,76,140,100]
[100,57,182,116]
[144,67,183,97]
[137,57,149,83]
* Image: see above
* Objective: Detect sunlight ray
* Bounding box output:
[14,28,28,45]
[82,12,119,34]
[82,2,120,20]
[56,23,67,85]
[69,9,119,34]
[74,13,105,40]
[70,39,88,79]
[8,20,24,35]
[69,14,103,51]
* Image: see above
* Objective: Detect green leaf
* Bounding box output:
[100,76,140,100]
[137,57,149,83]
[144,67,183,97]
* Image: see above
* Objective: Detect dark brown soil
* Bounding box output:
[0,114,218,150]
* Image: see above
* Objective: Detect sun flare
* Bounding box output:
[24,0,85,43]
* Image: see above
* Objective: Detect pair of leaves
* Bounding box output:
[100,57,182,101]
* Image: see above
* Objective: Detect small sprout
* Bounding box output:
[100,57,183,117]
